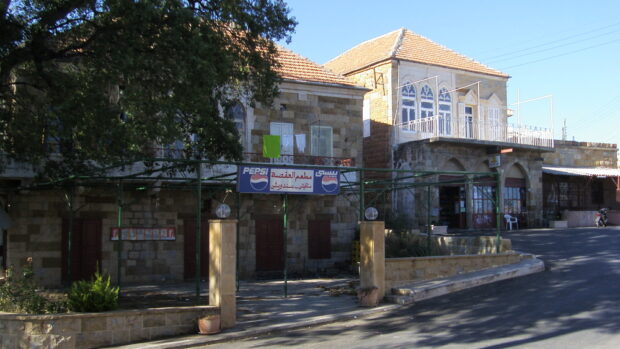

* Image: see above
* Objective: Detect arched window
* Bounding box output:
[401,83,416,128]
[226,102,246,139]
[438,87,452,135]
[420,85,434,119]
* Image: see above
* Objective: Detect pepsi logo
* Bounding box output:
[321,175,338,192]
[250,173,269,191]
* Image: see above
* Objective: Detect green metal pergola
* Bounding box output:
[7,157,503,301]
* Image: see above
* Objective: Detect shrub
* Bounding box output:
[68,270,119,312]
[0,262,67,314]
[385,231,448,258]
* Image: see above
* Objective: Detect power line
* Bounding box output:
[480,21,620,61]
[486,28,620,64]
[498,38,620,70]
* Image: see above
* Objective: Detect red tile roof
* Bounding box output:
[275,45,358,87]
[325,28,508,78]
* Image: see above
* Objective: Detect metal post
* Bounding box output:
[236,190,240,292]
[116,181,123,288]
[426,185,431,251]
[66,184,75,286]
[195,162,202,304]
[283,193,288,298]
[495,172,502,254]
[359,170,365,220]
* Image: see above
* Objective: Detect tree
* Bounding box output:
[0,0,296,179]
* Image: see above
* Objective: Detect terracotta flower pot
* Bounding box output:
[198,314,221,335]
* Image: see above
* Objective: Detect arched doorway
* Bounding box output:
[505,164,528,227]
[439,159,466,228]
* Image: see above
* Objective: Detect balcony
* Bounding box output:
[243,152,355,167]
[396,115,553,148]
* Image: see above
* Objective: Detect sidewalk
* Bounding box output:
[110,258,544,349]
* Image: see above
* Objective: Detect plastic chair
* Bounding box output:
[504,214,519,230]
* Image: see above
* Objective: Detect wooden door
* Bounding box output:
[62,218,102,283]
[308,219,331,259]
[184,219,209,279]
[255,215,283,272]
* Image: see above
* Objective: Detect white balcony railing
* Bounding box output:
[396,115,553,148]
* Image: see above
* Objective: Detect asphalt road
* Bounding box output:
[206,227,620,349]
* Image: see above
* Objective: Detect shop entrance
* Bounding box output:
[439,186,466,228]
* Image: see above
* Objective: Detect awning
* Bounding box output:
[542,165,620,177]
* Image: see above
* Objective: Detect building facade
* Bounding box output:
[0,46,367,286]
[325,28,553,229]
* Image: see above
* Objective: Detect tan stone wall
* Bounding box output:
[385,252,530,290]
[250,81,364,167]
[0,306,217,348]
[5,188,200,286]
[394,141,545,227]
[543,140,618,167]
[236,193,358,278]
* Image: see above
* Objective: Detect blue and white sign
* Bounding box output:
[237,166,340,195]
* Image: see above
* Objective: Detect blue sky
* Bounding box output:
[279,0,620,153]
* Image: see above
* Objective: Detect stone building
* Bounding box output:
[325,28,554,229]
[0,46,366,286]
[542,140,620,225]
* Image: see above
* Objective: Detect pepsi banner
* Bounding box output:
[237,166,340,195]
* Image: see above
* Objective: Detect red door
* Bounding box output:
[308,219,331,259]
[184,219,209,279]
[255,215,283,272]
[62,218,102,283]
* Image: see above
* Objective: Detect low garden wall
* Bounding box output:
[385,252,532,291]
[0,305,218,348]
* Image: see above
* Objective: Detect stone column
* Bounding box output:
[209,219,237,329]
[359,221,385,299]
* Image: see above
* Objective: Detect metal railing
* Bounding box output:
[397,115,553,148]
[243,152,355,167]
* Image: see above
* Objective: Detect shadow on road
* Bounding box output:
[246,227,620,348]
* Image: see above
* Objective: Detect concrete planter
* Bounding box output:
[549,220,568,228]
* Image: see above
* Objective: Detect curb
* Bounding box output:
[388,257,545,304]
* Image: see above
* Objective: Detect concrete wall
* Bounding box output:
[385,252,531,291]
[0,306,217,349]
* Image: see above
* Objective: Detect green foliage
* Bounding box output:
[0,0,297,179]
[67,270,119,312]
[0,265,67,314]
[384,213,448,257]
[385,231,448,258]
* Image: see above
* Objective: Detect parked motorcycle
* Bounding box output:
[595,208,608,227]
